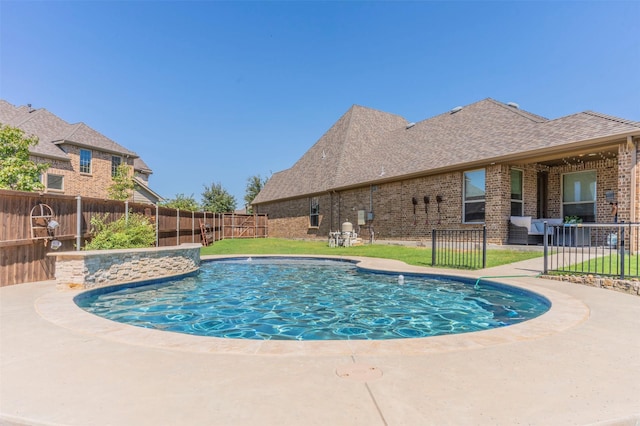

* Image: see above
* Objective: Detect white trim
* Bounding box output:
[510,168,524,216]
[462,168,486,224]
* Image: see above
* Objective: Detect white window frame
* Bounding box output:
[463,169,486,224]
[79,149,92,174]
[562,170,596,223]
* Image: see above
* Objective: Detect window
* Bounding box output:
[309,197,319,227]
[79,149,92,174]
[111,156,122,177]
[562,170,596,222]
[46,174,64,191]
[510,169,523,216]
[463,169,485,223]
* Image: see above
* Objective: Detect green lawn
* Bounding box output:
[558,254,639,277]
[200,238,543,269]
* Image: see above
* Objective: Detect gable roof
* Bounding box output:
[0,100,142,166]
[253,98,640,204]
[133,176,163,202]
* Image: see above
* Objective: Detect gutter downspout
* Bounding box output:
[369,184,374,217]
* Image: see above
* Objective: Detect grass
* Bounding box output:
[200,238,543,269]
[557,253,639,277]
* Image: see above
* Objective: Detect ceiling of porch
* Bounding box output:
[536,147,618,167]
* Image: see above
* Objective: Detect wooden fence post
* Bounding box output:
[155,203,159,247]
[176,209,180,246]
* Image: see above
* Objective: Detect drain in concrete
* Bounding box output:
[335,364,383,381]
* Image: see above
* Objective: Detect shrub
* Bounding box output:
[84,212,156,250]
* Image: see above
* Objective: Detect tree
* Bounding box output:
[108,163,135,201]
[160,193,200,211]
[0,124,48,191]
[244,174,268,214]
[201,182,236,213]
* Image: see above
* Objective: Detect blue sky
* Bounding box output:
[2,1,639,206]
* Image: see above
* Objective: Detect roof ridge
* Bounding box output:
[14,107,43,127]
[330,106,358,189]
[582,110,640,128]
[350,103,405,120]
[485,98,549,122]
[61,122,83,142]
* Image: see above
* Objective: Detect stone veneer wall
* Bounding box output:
[542,274,640,297]
[49,243,201,290]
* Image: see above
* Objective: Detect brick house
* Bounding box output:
[252,98,640,244]
[0,100,162,204]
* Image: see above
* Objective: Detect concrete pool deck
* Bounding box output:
[1,255,639,425]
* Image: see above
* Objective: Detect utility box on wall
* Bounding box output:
[357,210,366,225]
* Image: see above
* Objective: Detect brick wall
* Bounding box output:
[259,170,474,242]
[33,147,135,200]
[617,141,639,224]
[260,196,331,239]
[257,143,635,245]
[485,165,510,244]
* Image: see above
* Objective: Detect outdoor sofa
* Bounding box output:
[508,216,563,245]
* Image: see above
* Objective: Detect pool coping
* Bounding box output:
[35,254,590,356]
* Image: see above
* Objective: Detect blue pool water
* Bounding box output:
[75,258,550,341]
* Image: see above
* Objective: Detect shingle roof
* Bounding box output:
[133,157,153,174]
[253,105,407,203]
[253,98,640,204]
[58,122,138,157]
[0,100,142,162]
[0,102,71,160]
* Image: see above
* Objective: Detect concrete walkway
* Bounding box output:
[1,256,639,425]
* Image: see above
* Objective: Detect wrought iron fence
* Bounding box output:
[431,226,487,269]
[543,222,640,279]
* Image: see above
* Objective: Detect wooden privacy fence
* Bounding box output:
[0,189,267,286]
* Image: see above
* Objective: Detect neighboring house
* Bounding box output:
[0,100,163,204]
[252,98,640,244]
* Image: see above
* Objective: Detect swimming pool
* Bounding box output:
[75,257,550,341]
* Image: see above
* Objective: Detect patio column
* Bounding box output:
[619,136,639,253]
[617,139,638,224]
[484,164,511,244]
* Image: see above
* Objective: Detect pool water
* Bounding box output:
[75,258,550,341]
